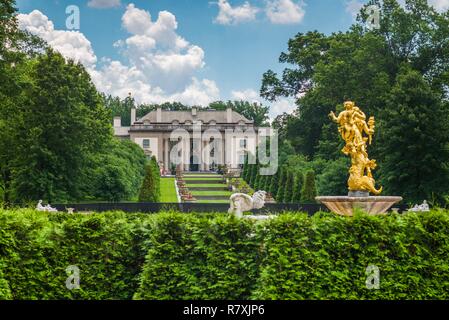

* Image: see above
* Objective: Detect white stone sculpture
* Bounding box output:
[36,200,58,212]
[408,200,430,212]
[228,191,267,218]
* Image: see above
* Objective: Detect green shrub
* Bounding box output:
[0,209,151,299]
[283,171,294,203]
[2,209,449,300]
[139,161,160,202]
[134,213,261,300]
[275,168,286,202]
[253,211,449,299]
[291,172,304,203]
[301,170,317,203]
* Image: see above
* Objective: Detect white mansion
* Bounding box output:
[114,107,261,173]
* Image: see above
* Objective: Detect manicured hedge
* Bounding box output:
[0,209,152,299]
[253,211,449,299]
[134,213,261,300]
[1,209,449,300]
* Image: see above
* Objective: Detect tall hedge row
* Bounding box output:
[0,210,152,299]
[134,213,261,300]
[1,209,449,300]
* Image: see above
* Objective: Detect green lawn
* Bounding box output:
[191,191,232,196]
[184,178,224,181]
[186,184,227,188]
[160,178,178,203]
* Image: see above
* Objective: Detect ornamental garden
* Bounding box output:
[1,0,449,300]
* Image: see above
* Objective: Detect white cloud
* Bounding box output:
[346,0,448,18]
[345,0,364,19]
[429,0,449,12]
[18,6,219,106]
[231,88,296,119]
[214,0,259,25]
[87,0,121,8]
[269,98,297,119]
[266,0,305,24]
[231,88,261,102]
[17,10,97,66]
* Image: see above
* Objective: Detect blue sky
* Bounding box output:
[16,0,367,117]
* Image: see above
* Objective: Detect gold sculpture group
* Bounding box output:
[329,101,382,195]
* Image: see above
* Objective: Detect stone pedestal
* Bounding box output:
[315,195,403,216]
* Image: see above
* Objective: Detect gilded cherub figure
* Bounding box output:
[329,101,382,195]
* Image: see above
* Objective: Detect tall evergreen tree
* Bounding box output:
[270,170,280,197]
[378,67,449,203]
[139,161,160,202]
[276,168,287,203]
[301,171,317,203]
[283,171,294,203]
[291,172,304,203]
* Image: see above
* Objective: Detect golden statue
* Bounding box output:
[329,101,382,195]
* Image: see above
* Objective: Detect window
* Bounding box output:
[240,139,247,148]
[143,139,150,149]
[239,154,245,168]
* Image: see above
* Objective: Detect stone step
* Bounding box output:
[185,179,224,184]
[194,195,231,201]
[189,187,229,191]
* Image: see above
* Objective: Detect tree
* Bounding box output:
[378,66,449,203]
[150,156,161,198]
[316,158,349,196]
[283,171,294,203]
[301,171,317,203]
[139,161,160,202]
[276,168,287,203]
[269,170,280,197]
[291,172,304,203]
[0,0,45,204]
[86,139,146,202]
[209,101,270,126]
[260,0,449,159]
[10,49,112,203]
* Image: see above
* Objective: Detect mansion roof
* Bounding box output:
[137,109,253,125]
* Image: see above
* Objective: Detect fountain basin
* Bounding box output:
[315,196,403,216]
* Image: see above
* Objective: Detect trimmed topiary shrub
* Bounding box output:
[0,209,151,300]
[139,160,160,202]
[291,172,304,203]
[2,209,449,300]
[301,170,317,203]
[253,210,449,299]
[134,213,261,300]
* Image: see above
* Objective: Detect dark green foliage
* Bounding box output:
[11,49,112,203]
[150,156,161,198]
[316,158,349,196]
[248,161,258,188]
[2,209,449,300]
[87,139,147,202]
[269,170,280,196]
[291,172,304,203]
[301,171,317,203]
[283,171,294,203]
[275,168,286,203]
[262,174,272,193]
[0,209,150,300]
[378,67,449,203]
[242,154,249,181]
[134,213,261,300]
[253,211,449,299]
[138,160,160,202]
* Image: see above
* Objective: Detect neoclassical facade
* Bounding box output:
[114,107,259,172]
